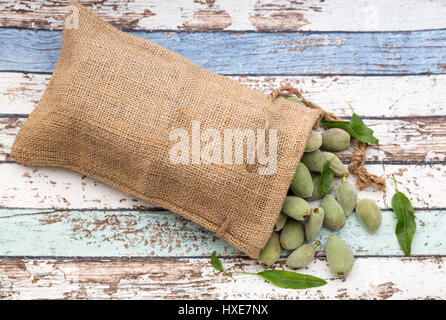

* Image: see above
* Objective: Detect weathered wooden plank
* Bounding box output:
[0,164,444,210]
[0,208,443,257]
[0,257,444,299]
[2,73,446,117]
[3,117,446,163]
[1,0,445,31]
[0,73,47,115]
[1,28,445,75]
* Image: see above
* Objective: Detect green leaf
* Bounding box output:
[211,251,224,272]
[238,270,326,289]
[391,176,416,256]
[350,112,379,144]
[320,105,379,144]
[319,161,334,196]
[211,251,234,279]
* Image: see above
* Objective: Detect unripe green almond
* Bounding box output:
[281,196,310,221]
[356,199,382,233]
[280,220,305,250]
[287,97,302,104]
[326,236,354,277]
[336,180,358,216]
[274,212,288,232]
[290,163,313,198]
[307,175,334,201]
[322,152,348,177]
[301,149,326,173]
[258,232,281,267]
[321,195,346,230]
[286,244,315,269]
[305,207,325,242]
[322,128,351,152]
[305,131,322,152]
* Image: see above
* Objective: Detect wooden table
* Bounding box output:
[0,0,445,299]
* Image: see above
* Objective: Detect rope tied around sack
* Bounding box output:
[270,85,386,191]
[220,85,385,240]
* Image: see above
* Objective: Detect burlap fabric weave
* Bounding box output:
[11,3,321,258]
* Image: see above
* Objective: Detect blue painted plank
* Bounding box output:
[0,208,443,257]
[1,28,445,75]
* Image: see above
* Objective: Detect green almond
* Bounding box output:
[274,212,288,232]
[301,149,326,173]
[286,244,315,269]
[326,236,354,277]
[322,128,351,152]
[336,180,358,216]
[290,163,314,198]
[322,152,348,177]
[305,207,324,242]
[307,174,334,201]
[321,195,346,231]
[356,199,382,233]
[258,232,281,267]
[305,131,322,152]
[281,196,310,221]
[280,220,305,250]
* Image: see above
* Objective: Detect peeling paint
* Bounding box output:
[250,12,310,31]
[0,257,444,299]
[180,10,231,30]
[0,0,446,31]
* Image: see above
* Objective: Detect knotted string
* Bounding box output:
[348,140,386,190]
[270,85,386,190]
[220,85,385,239]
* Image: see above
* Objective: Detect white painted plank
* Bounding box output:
[0,163,444,209]
[1,73,445,117]
[1,0,445,31]
[235,75,446,118]
[0,73,47,115]
[0,164,155,209]
[0,257,444,299]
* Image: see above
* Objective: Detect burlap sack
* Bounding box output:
[11,3,321,258]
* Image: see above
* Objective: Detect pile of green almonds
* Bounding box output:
[259,128,382,277]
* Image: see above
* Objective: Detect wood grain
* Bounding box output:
[0,257,444,299]
[1,28,445,75]
[1,0,445,31]
[0,208,444,257]
[1,0,444,301]
[2,73,445,117]
[3,117,446,163]
[0,163,444,210]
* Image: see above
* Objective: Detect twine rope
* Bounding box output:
[220,84,386,239]
[270,85,386,191]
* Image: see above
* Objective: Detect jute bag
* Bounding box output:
[11,3,322,258]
